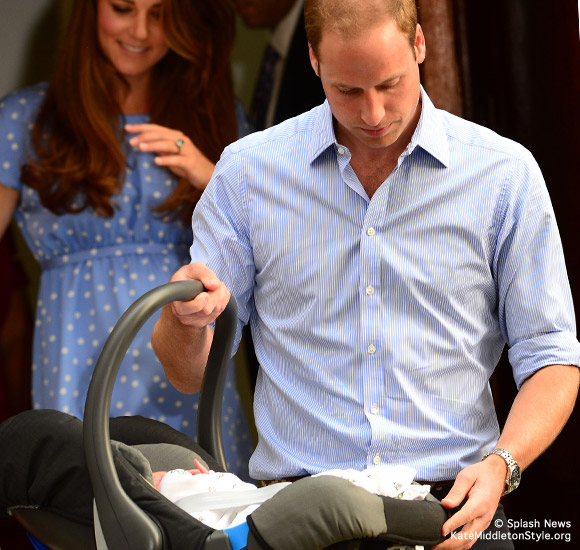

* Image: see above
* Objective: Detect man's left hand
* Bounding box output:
[433,455,507,549]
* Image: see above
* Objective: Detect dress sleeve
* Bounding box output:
[494,151,580,388]
[0,84,47,191]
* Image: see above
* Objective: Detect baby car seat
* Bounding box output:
[0,281,450,549]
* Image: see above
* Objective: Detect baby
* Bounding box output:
[154,460,430,531]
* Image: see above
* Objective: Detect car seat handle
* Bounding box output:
[83,281,237,550]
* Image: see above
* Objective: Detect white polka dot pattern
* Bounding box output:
[0,83,253,480]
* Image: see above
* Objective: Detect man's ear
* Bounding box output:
[308,43,320,77]
[414,24,426,64]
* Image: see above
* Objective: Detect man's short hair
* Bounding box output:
[304,0,418,57]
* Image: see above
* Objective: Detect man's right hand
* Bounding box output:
[168,263,231,329]
[152,263,231,394]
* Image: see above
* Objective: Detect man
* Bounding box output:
[153,0,580,548]
[235,0,325,129]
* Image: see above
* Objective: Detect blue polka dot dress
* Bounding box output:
[0,84,253,480]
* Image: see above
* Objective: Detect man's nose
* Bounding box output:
[360,90,385,127]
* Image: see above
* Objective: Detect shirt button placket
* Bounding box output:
[362,215,381,472]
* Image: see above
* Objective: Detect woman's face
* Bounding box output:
[97,0,169,87]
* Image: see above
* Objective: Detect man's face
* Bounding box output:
[235,0,298,29]
[310,20,425,155]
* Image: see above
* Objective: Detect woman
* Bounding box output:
[0,0,253,478]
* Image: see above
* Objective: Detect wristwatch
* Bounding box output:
[483,448,521,495]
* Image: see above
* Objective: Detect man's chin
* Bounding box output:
[356,132,399,150]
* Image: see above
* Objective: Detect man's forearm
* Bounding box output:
[437,363,579,546]
[152,303,213,394]
[495,364,579,470]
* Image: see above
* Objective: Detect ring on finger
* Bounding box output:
[175,138,185,154]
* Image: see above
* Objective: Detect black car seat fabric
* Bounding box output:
[0,410,221,550]
[245,476,449,550]
[131,442,209,475]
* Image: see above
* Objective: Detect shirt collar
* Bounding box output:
[308,87,450,168]
[308,101,338,162]
[270,0,304,58]
[408,86,450,168]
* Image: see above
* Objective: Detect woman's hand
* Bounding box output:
[125,123,215,191]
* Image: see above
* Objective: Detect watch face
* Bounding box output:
[510,467,521,489]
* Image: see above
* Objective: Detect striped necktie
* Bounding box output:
[250,43,280,130]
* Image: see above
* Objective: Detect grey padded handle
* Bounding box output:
[83,281,237,550]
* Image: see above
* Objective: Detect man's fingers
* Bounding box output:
[439,471,477,537]
[435,514,494,550]
[200,277,222,291]
[172,292,218,318]
[437,490,496,548]
[441,500,478,537]
[441,476,471,510]
[169,262,219,284]
[166,263,229,326]
[170,289,229,327]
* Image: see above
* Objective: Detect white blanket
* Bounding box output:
[157,465,430,531]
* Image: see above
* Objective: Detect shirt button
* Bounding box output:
[371,404,379,414]
[367,344,376,354]
[373,454,381,465]
[366,285,374,296]
[367,227,375,236]
[337,147,345,154]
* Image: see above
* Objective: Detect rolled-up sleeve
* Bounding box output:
[494,152,580,388]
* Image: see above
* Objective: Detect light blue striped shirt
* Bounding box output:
[191,89,580,481]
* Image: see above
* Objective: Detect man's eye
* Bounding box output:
[338,88,358,96]
[379,79,401,90]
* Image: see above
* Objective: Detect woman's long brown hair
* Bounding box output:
[21,0,238,225]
